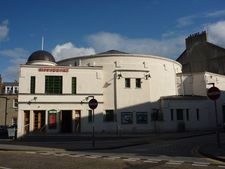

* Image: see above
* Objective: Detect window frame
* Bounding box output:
[196,108,200,121]
[176,109,184,121]
[186,109,189,121]
[104,110,115,122]
[136,112,148,124]
[13,99,18,108]
[71,77,77,94]
[30,76,36,94]
[125,78,131,88]
[88,110,93,123]
[121,112,133,124]
[170,109,174,121]
[135,78,141,88]
[45,76,63,94]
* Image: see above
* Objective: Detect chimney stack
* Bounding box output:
[186,31,207,50]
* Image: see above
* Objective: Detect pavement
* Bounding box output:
[198,141,225,162]
[0,130,225,162]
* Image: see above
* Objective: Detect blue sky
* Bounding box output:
[0,0,225,81]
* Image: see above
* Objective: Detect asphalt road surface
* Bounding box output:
[0,151,224,169]
[0,134,224,169]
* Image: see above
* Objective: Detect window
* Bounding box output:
[30,76,36,94]
[125,78,131,88]
[196,108,200,121]
[13,99,18,108]
[5,87,12,94]
[121,112,133,124]
[186,109,189,121]
[45,76,62,94]
[12,117,17,126]
[176,109,183,120]
[170,109,174,121]
[104,110,115,122]
[136,112,148,124]
[72,77,77,94]
[88,110,93,122]
[14,87,18,94]
[151,109,163,121]
[136,78,141,88]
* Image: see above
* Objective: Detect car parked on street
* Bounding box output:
[0,125,8,138]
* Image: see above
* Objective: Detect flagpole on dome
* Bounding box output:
[41,36,44,50]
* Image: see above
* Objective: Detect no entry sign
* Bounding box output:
[207,86,220,101]
[88,98,98,110]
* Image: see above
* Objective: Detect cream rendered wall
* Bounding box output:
[161,99,213,131]
[176,72,225,128]
[58,54,182,133]
[205,72,225,125]
[65,54,182,105]
[18,54,183,136]
[18,65,104,137]
[19,66,103,94]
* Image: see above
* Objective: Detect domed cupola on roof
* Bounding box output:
[26,50,56,66]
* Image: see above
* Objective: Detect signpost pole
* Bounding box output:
[88,97,98,148]
[214,100,221,148]
[207,84,221,148]
[92,109,95,147]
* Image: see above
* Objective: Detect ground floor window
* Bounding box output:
[13,99,18,108]
[196,108,200,121]
[121,112,133,124]
[176,109,184,120]
[151,109,163,121]
[170,109,174,121]
[186,109,189,121]
[136,112,148,124]
[88,110,93,122]
[104,110,115,122]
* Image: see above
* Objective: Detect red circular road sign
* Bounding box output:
[207,86,221,100]
[88,99,98,109]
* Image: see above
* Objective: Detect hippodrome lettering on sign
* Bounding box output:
[38,68,69,72]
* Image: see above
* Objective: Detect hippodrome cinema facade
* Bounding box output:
[17,50,225,137]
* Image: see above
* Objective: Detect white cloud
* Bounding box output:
[177,16,195,28]
[0,48,28,59]
[176,9,225,29]
[0,20,9,41]
[0,48,29,81]
[87,32,185,58]
[3,65,20,81]
[206,9,225,17]
[52,42,96,61]
[206,20,225,47]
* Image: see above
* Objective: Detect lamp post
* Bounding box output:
[0,96,8,127]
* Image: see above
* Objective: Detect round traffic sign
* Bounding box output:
[207,86,220,100]
[88,98,98,109]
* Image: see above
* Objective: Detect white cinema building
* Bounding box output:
[17,50,225,137]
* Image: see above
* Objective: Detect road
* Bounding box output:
[0,151,223,169]
[0,134,224,169]
[93,133,223,163]
[96,133,217,156]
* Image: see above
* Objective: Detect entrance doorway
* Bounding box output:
[74,110,81,133]
[24,111,30,134]
[33,111,46,132]
[61,110,72,133]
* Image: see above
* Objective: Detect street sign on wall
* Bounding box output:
[207,86,221,100]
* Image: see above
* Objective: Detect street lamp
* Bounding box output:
[0,96,9,127]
